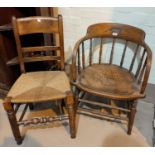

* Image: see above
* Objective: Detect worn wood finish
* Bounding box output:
[12,15,65,73]
[99,38,103,64]
[79,99,130,113]
[89,39,93,66]
[16,17,59,35]
[120,41,128,67]
[3,15,76,145]
[86,23,146,43]
[76,64,143,100]
[7,56,61,66]
[127,100,137,134]
[77,48,81,73]
[58,15,65,70]
[72,23,152,135]
[22,46,60,53]
[135,49,146,78]
[129,45,139,72]
[65,91,76,138]
[109,38,116,64]
[18,115,69,126]
[3,97,22,145]
[82,42,85,68]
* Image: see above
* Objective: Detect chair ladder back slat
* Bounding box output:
[138,58,147,84]
[99,38,103,64]
[17,17,59,35]
[77,48,81,73]
[23,55,61,63]
[135,49,146,78]
[129,44,139,72]
[89,39,93,66]
[82,42,85,69]
[120,41,128,67]
[109,38,116,64]
[22,46,60,53]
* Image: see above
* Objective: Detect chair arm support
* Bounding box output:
[72,36,86,82]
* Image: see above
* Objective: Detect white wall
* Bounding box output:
[59,7,155,84]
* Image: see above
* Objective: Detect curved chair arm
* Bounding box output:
[140,42,152,94]
[71,35,152,96]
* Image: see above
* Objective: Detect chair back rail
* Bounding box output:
[72,23,152,95]
[12,15,65,73]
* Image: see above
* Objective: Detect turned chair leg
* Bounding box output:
[127,100,137,135]
[65,91,76,138]
[3,98,23,145]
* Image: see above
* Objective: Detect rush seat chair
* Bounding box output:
[3,15,76,145]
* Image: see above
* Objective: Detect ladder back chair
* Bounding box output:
[72,23,152,135]
[3,15,76,145]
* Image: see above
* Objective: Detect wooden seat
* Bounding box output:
[3,15,76,145]
[72,23,152,135]
[76,64,144,100]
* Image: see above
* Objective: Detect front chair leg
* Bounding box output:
[3,97,23,145]
[65,91,76,138]
[127,100,137,135]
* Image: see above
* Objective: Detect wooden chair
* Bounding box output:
[3,15,76,145]
[72,23,152,135]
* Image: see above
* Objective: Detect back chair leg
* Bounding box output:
[65,91,76,138]
[29,104,34,111]
[127,100,137,135]
[60,99,65,115]
[3,98,23,145]
[74,87,80,111]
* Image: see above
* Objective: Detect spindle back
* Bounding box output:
[72,23,152,94]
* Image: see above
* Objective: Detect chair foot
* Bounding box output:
[71,134,76,139]
[16,138,23,145]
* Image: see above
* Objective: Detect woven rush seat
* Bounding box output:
[76,64,143,100]
[8,71,71,103]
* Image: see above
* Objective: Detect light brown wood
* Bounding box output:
[12,15,65,73]
[110,38,116,64]
[82,42,85,68]
[3,15,76,145]
[7,56,61,66]
[120,41,128,67]
[99,38,103,64]
[76,64,143,100]
[17,16,59,35]
[87,23,145,43]
[22,46,60,53]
